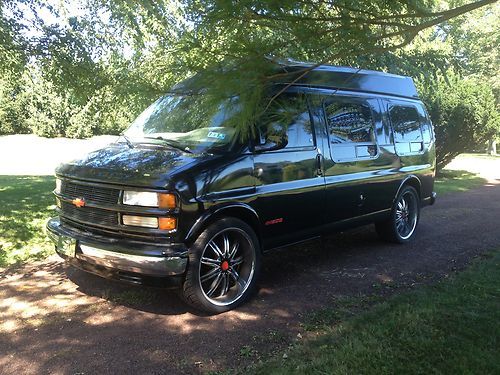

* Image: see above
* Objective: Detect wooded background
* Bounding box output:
[0,0,498,169]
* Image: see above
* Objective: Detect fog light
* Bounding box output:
[122,215,158,228]
[158,217,177,230]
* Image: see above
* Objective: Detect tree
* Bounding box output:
[81,0,499,138]
[421,74,500,170]
[0,0,498,140]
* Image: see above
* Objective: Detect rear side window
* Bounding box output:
[389,106,422,143]
[388,103,432,155]
[324,97,377,162]
[326,102,374,144]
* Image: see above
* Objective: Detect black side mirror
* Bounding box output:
[254,125,288,152]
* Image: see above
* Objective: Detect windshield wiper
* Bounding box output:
[146,136,193,154]
[118,133,134,149]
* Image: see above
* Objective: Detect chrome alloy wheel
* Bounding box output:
[395,190,418,240]
[198,227,256,306]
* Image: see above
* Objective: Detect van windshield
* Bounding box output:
[125,94,240,154]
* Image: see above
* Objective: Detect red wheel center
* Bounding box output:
[221,260,229,271]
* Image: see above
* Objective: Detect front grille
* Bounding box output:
[62,181,120,205]
[61,201,118,226]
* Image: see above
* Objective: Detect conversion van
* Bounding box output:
[47,62,436,313]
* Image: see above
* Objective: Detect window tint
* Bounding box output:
[325,101,375,144]
[260,93,314,149]
[322,97,377,162]
[390,106,422,143]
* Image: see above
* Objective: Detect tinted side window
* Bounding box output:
[325,102,374,144]
[323,97,377,162]
[261,93,315,150]
[389,106,422,143]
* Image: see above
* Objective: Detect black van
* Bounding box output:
[47,62,436,313]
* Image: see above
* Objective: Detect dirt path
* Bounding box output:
[1,182,500,374]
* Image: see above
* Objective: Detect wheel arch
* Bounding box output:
[184,203,262,249]
[394,175,422,204]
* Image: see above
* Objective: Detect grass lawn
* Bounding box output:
[434,169,487,195]
[0,176,55,268]
[253,251,500,374]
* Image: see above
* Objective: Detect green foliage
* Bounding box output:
[0,0,498,141]
[0,76,31,134]
[420,74,500,170]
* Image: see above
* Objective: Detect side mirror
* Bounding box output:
[254,125,288,152]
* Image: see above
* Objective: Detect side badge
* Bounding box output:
[265,218,284,226]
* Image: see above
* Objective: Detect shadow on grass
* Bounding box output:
[0,175,55,267]
[435,169,487,195]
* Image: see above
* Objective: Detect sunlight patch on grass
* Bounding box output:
[434,169,486,195]
[0,176,55,267]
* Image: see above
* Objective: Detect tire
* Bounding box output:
[375,185,420,244]
[181,217,261,314]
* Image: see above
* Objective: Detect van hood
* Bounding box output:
[55,142,211,188]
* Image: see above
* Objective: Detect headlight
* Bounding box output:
[122,191,176,208]
[55,178,62,194]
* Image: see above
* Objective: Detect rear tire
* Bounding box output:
[181,217,261,314]
[376,185,420,244]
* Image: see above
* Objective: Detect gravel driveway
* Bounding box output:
[1,180,500,374]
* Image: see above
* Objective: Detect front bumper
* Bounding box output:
[47,217,188,285]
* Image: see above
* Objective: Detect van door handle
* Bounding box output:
[316,154,324,176]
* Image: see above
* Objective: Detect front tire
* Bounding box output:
[181,217,261,314]
[376,185,420,243]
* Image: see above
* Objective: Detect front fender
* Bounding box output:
[184,202,260,244]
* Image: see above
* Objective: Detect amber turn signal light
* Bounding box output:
[158,193,176,209]
[158,217,177,230]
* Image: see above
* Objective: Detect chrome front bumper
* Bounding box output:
[47,217,188,277]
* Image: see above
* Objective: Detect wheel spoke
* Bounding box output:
[229,268,246,292]
[208,240,223,258]
[223,234,230,257]
[229,241,239,260]
[201,256,220,268]
[207,273,223,297]
[201,267,220,282]
[403,220,410,235]
[232,256,244,267]
[396,217,405,232]
[219,274,230,297]
[401,198,407,211]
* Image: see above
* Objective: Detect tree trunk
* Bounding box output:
[487,139,497,155]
